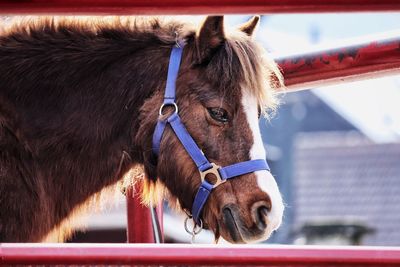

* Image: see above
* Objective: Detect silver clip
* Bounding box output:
[184,215,203,244]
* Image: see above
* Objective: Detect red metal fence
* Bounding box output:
[126,183,163,243]
[0,0,400,14]
[275,33,400,91]
[1,1,400,265]
[2,244,400,266]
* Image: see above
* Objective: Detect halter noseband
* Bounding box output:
[152,45,270,224]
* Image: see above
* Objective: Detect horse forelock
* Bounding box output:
[205,30,283,118]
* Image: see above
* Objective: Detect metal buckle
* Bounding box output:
[159,102,178,116]
[199,163,225,188]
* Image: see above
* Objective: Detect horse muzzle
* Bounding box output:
[220,200,277,244]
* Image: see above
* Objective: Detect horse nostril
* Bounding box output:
[252,201,271,230]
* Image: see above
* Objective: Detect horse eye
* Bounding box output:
[207,107,229,123]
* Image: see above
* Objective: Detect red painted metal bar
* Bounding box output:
[0,0,400,15]
[276,33,400,91]
[126,182,163,243]
[2,244,400,266]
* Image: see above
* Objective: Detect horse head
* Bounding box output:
[136,16,284,243]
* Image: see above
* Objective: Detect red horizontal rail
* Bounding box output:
[0,0,400,15]
[2,244,400,266]
[276,33,400,91]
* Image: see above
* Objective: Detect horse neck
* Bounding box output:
[46,45,172,196]
[0,39,172,226]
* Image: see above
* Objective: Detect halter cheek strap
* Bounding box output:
[152,45,270,224]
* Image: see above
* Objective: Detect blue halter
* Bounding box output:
[152,45,270,224]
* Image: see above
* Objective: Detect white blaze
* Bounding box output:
[241,90,284,240]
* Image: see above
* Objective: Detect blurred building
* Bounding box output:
[292,131,400,245]
[260,90,359,243]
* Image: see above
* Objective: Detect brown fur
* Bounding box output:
[0,16,282,242]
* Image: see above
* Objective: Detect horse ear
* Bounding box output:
[238,15,260,36]
[196,16,225,63]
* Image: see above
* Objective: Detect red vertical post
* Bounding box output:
[126,181,163,243]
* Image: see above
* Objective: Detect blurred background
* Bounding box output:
[249,13,400,246]
[3,13,398,246]
[254,13,400,246]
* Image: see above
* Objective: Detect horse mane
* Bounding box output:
[1,16,281,115]
[205,29,282,117]
[1,16,189,46]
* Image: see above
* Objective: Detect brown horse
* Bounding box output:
[0,15,284,243]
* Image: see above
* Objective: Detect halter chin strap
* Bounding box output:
[152,45,270,224]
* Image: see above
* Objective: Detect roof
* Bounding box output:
[292,131,400,246]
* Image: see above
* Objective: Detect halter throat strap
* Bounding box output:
[152,45,270,224]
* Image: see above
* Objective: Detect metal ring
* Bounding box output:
[184,217,203,235]
[159,102,178,116]
[184,217,193,235]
